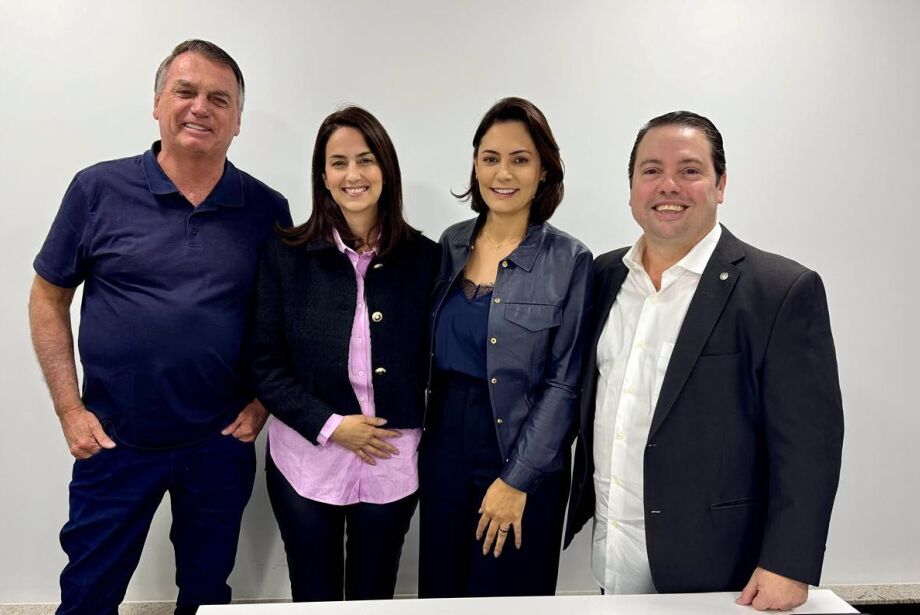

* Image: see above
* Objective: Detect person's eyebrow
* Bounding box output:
[480,148,534,156]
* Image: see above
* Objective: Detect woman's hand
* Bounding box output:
[329,415,401,464]
[476,478,527,557]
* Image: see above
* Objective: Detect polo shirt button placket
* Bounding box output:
[187,212,202,248]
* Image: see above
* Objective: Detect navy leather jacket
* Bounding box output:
[428,217,593,493]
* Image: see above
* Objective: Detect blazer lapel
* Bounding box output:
[581,257,629,426]
[593,261,629,351]
[648,227,745,438]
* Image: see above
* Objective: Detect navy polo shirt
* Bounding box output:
[34,142,292,448]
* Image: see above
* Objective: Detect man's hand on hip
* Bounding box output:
[59,405,116,459]
[222,399,269,442]
[736,566,808,611]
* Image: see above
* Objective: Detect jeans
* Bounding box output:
[57,431,256,615]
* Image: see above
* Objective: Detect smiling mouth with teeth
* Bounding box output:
[491,188,518,195]
[654,204,687,212]
[344,187,369,195]
[183,123,211,132]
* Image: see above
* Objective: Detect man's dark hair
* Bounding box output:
[455,97,564,224]
[628,111,726,185]
[155,39,245,111]
[280,106,417,258]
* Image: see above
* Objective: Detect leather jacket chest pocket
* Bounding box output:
[501,302,561,374]
[503,302,561,331]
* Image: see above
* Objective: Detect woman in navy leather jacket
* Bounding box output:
[419,97,593,597]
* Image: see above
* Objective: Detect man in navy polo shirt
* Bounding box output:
[29,39,291,614]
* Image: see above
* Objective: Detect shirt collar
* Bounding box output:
[450,215,546,272]
[332,228,378,257]
[623,223,722,276]
[508,222,547,272]
[142,141,244,208]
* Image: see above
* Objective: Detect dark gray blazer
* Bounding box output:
[565,225,843,592]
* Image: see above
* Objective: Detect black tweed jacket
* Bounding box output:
[249,232,441,442]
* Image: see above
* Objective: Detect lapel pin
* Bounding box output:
[719,272,729,281]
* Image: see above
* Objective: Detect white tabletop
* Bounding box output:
[200,589,856,614]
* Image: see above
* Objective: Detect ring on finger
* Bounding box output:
[498,527,509,534]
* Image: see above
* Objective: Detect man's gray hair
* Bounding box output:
[154,39,245,111]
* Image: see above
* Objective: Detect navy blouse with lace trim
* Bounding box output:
[433,278,493,380]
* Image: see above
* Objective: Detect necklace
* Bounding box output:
[479,227,524,252]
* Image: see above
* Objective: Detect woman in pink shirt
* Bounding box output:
[249,106,440,601]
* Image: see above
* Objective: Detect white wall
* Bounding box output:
[1,0,918,603]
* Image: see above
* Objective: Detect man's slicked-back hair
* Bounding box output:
[154,39,245,111]
[628,111,726,185]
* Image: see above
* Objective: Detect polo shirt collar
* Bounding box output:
[142,141,245,208]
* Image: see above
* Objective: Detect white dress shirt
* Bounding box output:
[592,224,721,594]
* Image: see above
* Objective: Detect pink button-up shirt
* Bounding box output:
[267,230,421,505]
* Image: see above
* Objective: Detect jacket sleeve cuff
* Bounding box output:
[317,414,344,446]
[499,458,543,494]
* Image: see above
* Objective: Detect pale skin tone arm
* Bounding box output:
[29,275,116,459]
[736,567,809,611]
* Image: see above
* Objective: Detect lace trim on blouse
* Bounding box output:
[460,277,494,300]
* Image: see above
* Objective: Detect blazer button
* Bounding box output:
[493,297,502,304]
[490,377,498,384]
[496,418,503,425]
[490,337,497,344]
[373,263,384,269]
[371,311,383,322]
[374,367,387,375]
[501,260,509,268]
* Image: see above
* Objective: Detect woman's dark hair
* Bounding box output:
[280,106,416,256]
[455,97,564,224]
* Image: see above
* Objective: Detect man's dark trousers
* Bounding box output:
[57,431,256,615]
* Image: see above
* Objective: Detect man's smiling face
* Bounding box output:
[629,124,726,254]
[153,52,241,160]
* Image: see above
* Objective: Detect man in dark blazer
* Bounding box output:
[565,111,843,611]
